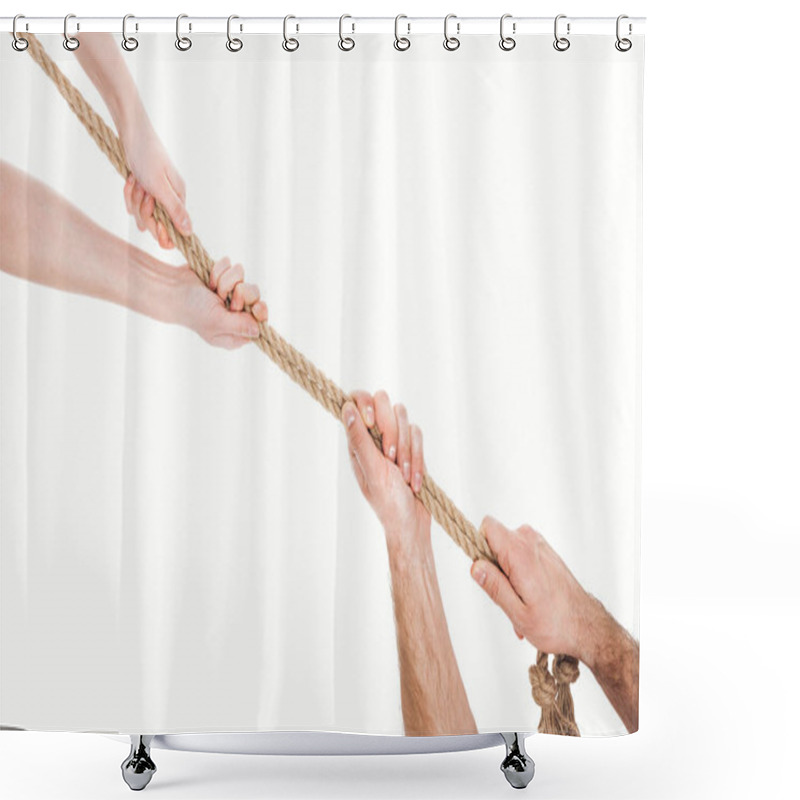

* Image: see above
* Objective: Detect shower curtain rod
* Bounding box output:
[1,16,645,36]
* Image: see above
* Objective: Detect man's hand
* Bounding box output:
[471,516,639,733]
[470,517,600,661]
[341,391,430,554]
[340,391,476,736]
[174,256,268,350]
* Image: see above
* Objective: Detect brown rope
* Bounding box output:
[17,33,579,736]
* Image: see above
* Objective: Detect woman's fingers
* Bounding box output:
[251,299,268,323]
[216,262,245,301]
[230,280,259,312]
[123,174,134,214]
[230,282,268,325]
[395,403,411,485]
[208,257,231,292]
[351,390,375,429]
[409,424,425,494]
[131,182,146,231]
[140,193,160,241]
[127,176,172,249]
[207,259,268,329]
[374,391,398,461]
[156,221,173,249]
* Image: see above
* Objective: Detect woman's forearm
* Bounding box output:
[73,33,146,138]
[0,160,177,323]
[387,531,478,736]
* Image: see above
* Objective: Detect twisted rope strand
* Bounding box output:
[18,33,578,735]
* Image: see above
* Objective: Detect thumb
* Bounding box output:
[341,401,383,477]
[471,559,525,627]
[157,177,192,237]
[218,310,261,341]
[166,162,187,202]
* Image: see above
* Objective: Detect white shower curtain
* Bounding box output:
[0,31,643,737]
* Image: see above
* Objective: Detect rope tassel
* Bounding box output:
[16,32,579,737]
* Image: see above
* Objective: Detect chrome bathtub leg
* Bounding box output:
[500,732,535,789]
[121,735,157,791]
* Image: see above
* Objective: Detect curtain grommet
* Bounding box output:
[553,14,571,52]
[121,14,139,51]
[175,14,192,51]
[394,14,411,51]
[282,15,299,52]
[499,14,516,51]
[615,15,632,51]
[443,14,460,51]
[338,14,355,51]
[63,13,80,51]
[12,14,29,51]
[226,15,243,52]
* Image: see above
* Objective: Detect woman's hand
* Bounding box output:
[174,256,268,349]
[71,33,192,248]
[121,115,192,249]
[341,391,431,553]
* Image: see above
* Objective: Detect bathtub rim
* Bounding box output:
[102,730,528,756]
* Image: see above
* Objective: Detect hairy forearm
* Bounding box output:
[0,161,177,322]
[73,33,145,137]
[387,532,477,736]
[581,597,640,733]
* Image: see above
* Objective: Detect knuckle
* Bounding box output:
[519,524,537,540]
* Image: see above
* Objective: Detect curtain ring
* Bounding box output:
[122,14,139,51]
[226,15,243,52]
[394,14,411,51]
[63,13,80,51]
[282,15,299,52]
[553,14,570,51]
[12,15,28,51]
[615,14,632,52]
[175,14,192,51]
[499,14,516,51]
[443,14,460,51]
[338,14,355,51]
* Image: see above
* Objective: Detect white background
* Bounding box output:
[1,1,798,799]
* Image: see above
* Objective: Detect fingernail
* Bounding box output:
[365,406,375,426]
[181,215,192,234]
[472,564,486,586]
[343,404,356,428]
[413,472,422,493]
[403,461,410,482]
[388,445,396,461]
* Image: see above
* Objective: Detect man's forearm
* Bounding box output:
[0,161,177,323]
[387,532,477,736]
[581,597,639,733]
